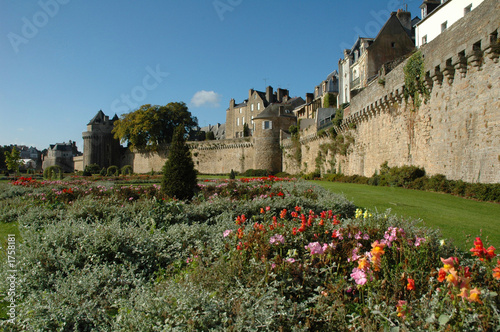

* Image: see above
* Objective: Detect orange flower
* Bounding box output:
[358,257,369,271]
[371,241,386,256]
[445,268,459,287]
[468,287,481,303]
[396,300,408,318]
[492,260,500,280]
[370,241,386,272]
[458,287,469,300]
[406,278,415,291]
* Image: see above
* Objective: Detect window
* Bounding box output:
[257,103,260,111]
[237,118,240,126]
[242,117,245,125]
[251,104,254,111]
[391,42,396,48]
[422,35,427,45]
[263,121,272,130]
[239,108,242,114]
[464,4,472,15]
[441,21,447,32]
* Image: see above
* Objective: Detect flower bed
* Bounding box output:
[0,176,498,331]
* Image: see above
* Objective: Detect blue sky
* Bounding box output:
[0,0,421,151]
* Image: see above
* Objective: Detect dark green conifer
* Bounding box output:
[161,126,197,200]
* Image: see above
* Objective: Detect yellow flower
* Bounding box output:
[468,288,481,303]
[355,209,363,219]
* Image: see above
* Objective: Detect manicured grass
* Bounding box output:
[312,180,500,251]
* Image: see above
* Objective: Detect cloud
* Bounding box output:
[190,90,221,108]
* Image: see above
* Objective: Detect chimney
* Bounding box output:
[306,93,314,104]
[277,88,288,103]
[266,86,273,103]
[249,89,254,100]
[230,98,235,108]
[396,10,412,32]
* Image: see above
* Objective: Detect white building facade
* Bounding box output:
[415,0,485,47]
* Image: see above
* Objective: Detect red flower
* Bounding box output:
[406,278,415,291]
[437,268,447,282]
[470,237,496,261]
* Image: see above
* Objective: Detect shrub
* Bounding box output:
[242,169,270,177]
[302,171,320,180]
[161,126,198,200]
[106,165,119,176]
[121,165,133,175]
[83,164,101,176]
[229,169,236,180]
[426,173,449,192]
[43,165,63,180]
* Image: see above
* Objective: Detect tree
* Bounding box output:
[112,102,198,151]
[4,147,22,175]
[161,126,198,200]
[243,123,250,137]
[205,131,215,141]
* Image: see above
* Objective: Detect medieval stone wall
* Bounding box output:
[122,138,255,175]
[190,138,254,174]
[284,0,499,183]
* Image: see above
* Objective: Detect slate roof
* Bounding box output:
[253,104,297,120]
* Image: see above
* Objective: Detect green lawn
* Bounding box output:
[313,181,500,251]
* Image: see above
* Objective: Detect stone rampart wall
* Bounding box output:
[289,0,499,183]
[189,138,254,174]
[122,138,255,175]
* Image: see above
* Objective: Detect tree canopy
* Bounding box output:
[4,146,22,174]
[112,102,198,151]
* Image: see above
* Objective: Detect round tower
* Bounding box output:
[253,104,297,173]
[82,110,121,169]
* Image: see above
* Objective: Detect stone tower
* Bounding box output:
[82,110,121,169]
[253,104,297,173]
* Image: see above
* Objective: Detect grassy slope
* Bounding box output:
[312,181,500,251]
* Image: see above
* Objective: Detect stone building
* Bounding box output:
[82,110,122,169]
[225,86,303,139]
[199,123,226,140]
[19,146,42,170]
[314,70,339,108]
[295,70,339,124]
[338,10,416,104]
[415,0,485,47]
[42,141,79,173]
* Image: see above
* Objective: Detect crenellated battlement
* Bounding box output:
[341,0,499,131]
[188,138,253,151]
